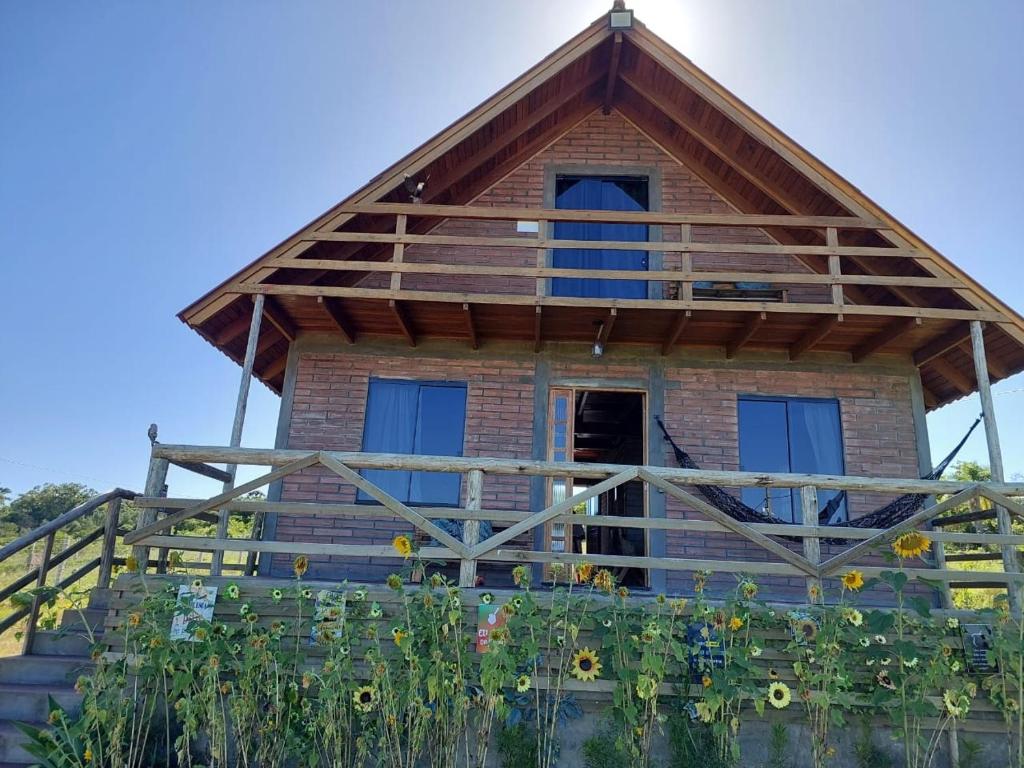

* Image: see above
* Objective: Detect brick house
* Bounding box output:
[172,7,1024,600]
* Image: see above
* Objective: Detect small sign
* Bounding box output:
[477,603,506,653]
[961,624,996,672]
[685,623,724,681]
[310,589,348,646]
[170,584,217,642]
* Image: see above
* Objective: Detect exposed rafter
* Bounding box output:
[851,317,921,362]
[726,312,765,359]
[661,310,691,356]
[789,316,841,361]
[602,32,623,114]
[930,357,974,395]
[317,296,356,344]
[261,297,297,342]
[389,300,416,346]
[463,303,479,350]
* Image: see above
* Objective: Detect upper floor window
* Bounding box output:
[551,175,649,299]
[359,379,467,506]
[737,396,846,523]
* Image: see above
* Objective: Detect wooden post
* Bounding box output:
[214,293,266,576]
[459,469,485,587]
[22,532,55,655]
[679,224,693,302]
[801,485,823,602]
[134,454,169,574]
[390,214,407,291]
[969,320,1021,611]
[97,496,122,589]
[535,219,548,297]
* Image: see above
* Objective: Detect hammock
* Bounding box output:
[654,415,981,533]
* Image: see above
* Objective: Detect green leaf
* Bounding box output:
[907,596,933,619]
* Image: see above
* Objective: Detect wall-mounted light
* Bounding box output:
[609,2,633,30]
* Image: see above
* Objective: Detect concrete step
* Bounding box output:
[0,683,81,721]
[29,629,94,657]
[0,721,42,765]
[0,656,89,686]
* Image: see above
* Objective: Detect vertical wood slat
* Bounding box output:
[390,214,408,291]
[215,293,266,576]
[969,320,1022,612]
[826,228,844,312]
[535,219,548,297]
[801,485,823,602]
[134,456,169,574]
[97,496,123,589]
[679,224,693,301]
[22,532,55,655]
[459,469,485,587]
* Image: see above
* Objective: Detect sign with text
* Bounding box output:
[477,603,507,653]
[170,584,217,642]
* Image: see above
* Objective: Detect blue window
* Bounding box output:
[737,396,846,523]
[359,379,467,506]
[551,175,649,298]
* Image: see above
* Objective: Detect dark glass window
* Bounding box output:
[359,379,467,505]
[551,175,649,298]
[737,396,846,523]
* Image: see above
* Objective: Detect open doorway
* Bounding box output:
[547,388,647,587]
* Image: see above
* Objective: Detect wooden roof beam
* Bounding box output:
[261,297,297,342]
[930,357,974,395]
[261,354,288,381]
[213,314,252,346]
[959,339,1009,380]
[789,315,841,361]
[602,32,623,114]
[913,322,971,366]
[726,312,765,359]
[317,296,356,344]
[596,308,617,351]
[389,299,416,346]
[463,303,479,350]
[533,306,543,353]
[851,317,921,362]
[661,310,691,356]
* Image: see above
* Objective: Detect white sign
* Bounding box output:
[170,584,218,641]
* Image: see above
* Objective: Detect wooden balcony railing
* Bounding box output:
[224,203,1004,324]
[124,444,1024,607]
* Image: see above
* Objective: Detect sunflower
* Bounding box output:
[859,637,871,648]
[739,579,758,600]
[694,701,713,723]
[876,671,896,690]
[794,617,818,642]
[701,675,713,689]
[576,562,595,583]
[570,648,602,682]
[768,668,780,680]
[293,555,309,578]
[946,616,960,629]
[767,682,792,709]
[369,602,383,619]
[712,610,726,631]
[670,598,688,615]
[892,531,931,560]
[602,618,613,628]
[515,674,531,693]
[874,634,887,645]
[386,574,403,591]
[240,603,251,616]
[842,608,863,627]
[943,690,969,718]
[841,570,865,591]
[693,569,711,593]
[392,628,407,646]
[392,535,413,558]
[750,645,763,658]
[480,592,493,605]
[728,616,744,632]
[353,588,367,602]
[617,586,630,600]
[593,569,615,594]
[353,686,377,713]
[225,583,240,600]
[191,578,203,590]
[270,588,283,602]
[636,674,658,701]
[512,565,529,587]
[127,612,142,627]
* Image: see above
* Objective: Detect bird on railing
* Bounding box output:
[148,424,159,446]
[403,173,427,203]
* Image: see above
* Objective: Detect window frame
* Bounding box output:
[357,377,468,508]
[736,394,847,523]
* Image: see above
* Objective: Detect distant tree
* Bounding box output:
[0,486,11,508]
[2,482,96,532]
[945,460,991,484]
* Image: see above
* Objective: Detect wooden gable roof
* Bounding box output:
[179,8,1024,409]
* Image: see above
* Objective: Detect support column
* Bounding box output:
[801,485,823,602]
[133,453,168,574]
[213,294,265,576]
[969,320,1021,611]
[459,469,485,588]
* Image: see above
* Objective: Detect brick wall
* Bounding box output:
[363,111,827,303]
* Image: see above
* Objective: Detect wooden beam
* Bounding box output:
[930,357,974,395]
[317,296,356,344]
[913,323,972,366]
[661,310,691,356]
[261,354,288,381]
[389,214,407,291]
[851,316,920,362]
[213,315,252,346]
[725,312,765,358]
[596,308,617,350]
[389,299,416,346]
[533,306,543,353]
[789,316,840,361]
[261,297,297,342]
[959,338,1008,380]
[602,32,623,114]
[463,303,479,350]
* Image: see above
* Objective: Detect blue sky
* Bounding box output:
[1,0,1023,499]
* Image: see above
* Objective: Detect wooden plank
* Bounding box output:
[317,296,356,344]
[470,468,640,558]
[261,296,296,342]
[142,535,457,560]
[930,357,974,395]
[261,355,288,381]
[317,453,469,557]
[725,312,765,358]
[231,283,1006,322]
[602,32,622,113]
[22,532,55,654]
[963,339,1009,380]
[388,299,416,346]
[213,315,252,346]
[459,469,485,587]
[661,310,691,355]
[851,317,921,362]
[389,214,407,291]
[789,316,841,361]
[801,486,823,601]
[168,459,233,484]
[97,498,122,589]
[639,470,817,577]
[267,257,964,289]
[597,308,616,350]
[124,453,320,545]
[818,487,981,576]
[913,323,972,366]
[463,303,479,350]
[533,306,543,353]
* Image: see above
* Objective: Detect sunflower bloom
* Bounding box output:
[892,531,931,559]
[392,535,413,558]
[353,686,377,713]
[576,562,595,583]
[767,682,792,709]
[593,569,614,594]
[515,674,531,693]
[636,674,658,700]
[728,616,743,631]
[570,648,602,682]
[293,555,309,577]
[841,570,865,591]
